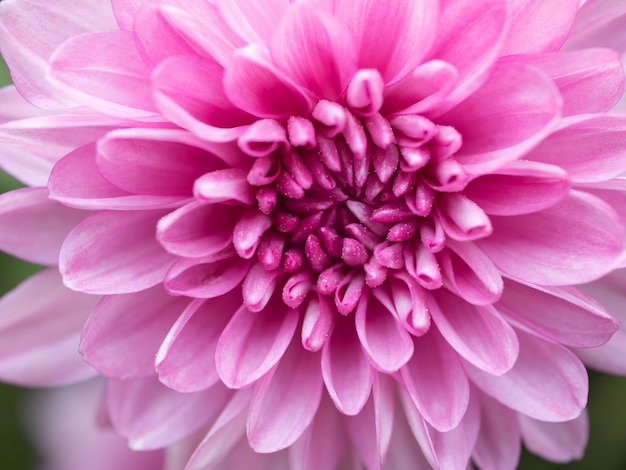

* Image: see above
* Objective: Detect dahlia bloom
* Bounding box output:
[1,0,626,468]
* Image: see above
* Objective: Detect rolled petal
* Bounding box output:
[0,269,98,386]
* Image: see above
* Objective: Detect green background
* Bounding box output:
[0,57,625,470]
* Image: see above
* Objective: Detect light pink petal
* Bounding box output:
[0,187,88,265]
[79,285,187,379]
[519,411,588,463]
[429,291,519,375]
[107,377,232,450]
[289,393,347,470]
[427,0,509,109]
[269,0,357,100]
[48,31,160,118]
[215,0,290,46]
[0,269,98,386]
[439,61,562,174]
[301,294,337,352]
[496,279,618,348]
[0,142,53,187]
[438,240,503,306]
[155,293,240,392]
[343,374,395,470]
[564,0,626,51]
[60,210,175,294]
[225,44,312,118]
[248,342,323,452]
[400,326,470,432]
[472,392,521,470]
[467,329,588,422]
[464,160,571,216]
[0,0,116,108]
[509,49,625,116]
[111,0,142,30]
[152,55,254,130]
[478,191,625,285]
[526,114,626,183]
[0,85,54,122]
[186,389,252,470]
[164,252,251,299]
[215,300,299,388]
[501,0,580,54]
[96,128,226,195]
[322,314,373,416]
[194,169,255,205]
[48,144,186,211]
[382,399,431,470]
[157,201,241,258]
[329,0,439,85]
[355,294,414,373]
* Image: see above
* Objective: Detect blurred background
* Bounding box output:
[0,55,625,469]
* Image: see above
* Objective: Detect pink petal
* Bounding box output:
[248,342,323,452]
[478,191,625,285]
[472,392,521,470]
[111,0,142,30]
[80,285,187,379]
[60,210,175,294]
[429,291,519,375]
[321,314,373,415]
[526,114,626,183]
[383,400,432,470]
[519,411,588,463]
[301,294,336,352]
[155,293,240,392]
[157,201,241,258]
[215,300,299,388]
[48,31,159,118]
[439,61,562,174]
[0,0,116,109]
[194,169,255,204]
[355,294,414,373]
[564,0,626,51]
[0,269,98,386]
[215,0,290,46]
[329,0,439,85]
[0,187,88,265]
[269,0,357,100]
[501,0,580,54]
[225,44,312,118]
[467,329,588,422]
[107,377,231,450]
[496,279,618,348]
[0,142,53,187]
[427,0,509,109]
[400,326,470,432]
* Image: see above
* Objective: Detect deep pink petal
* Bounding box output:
[464,160,571,216]
[321,314,373,416]
[478,191,625,285]
[248,342,323,452]
[0,187,88,265]
[429,291,519,375]
[80,285,187,379]
[155,293,240,393]
[519,412,588,463]
[48,31,160,118]
[496,279,618,348]
[270,0,357,100]
[0,0,116,108]
[215,300,299,389]
[526,114,626,183]
[0,269,98,386]
[107,377,232,450]
[501,0,580,54]
[440,61,562,174]
[467,329,588,422]
[60,210,175,294]
[400,326,470,432]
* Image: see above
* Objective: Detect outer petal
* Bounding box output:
[466,329,588,422]
[0,187,88,265]
[80,285,187,379]
[519,412,589,463]
[215,0,290,46]
[111,0,142,30]
[564,0,626,51]
[0,269,98,386]
[478,191,625,285]
[60,210,175,294]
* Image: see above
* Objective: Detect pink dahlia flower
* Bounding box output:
[1,0,626,468]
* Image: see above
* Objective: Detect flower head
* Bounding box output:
[1,0,626,468]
